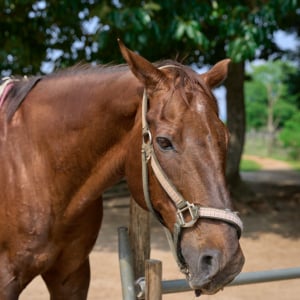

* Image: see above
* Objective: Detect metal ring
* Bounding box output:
[143,130,152,145]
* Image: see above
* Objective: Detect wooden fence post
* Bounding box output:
[145,259,162,300]
[129,196,150,279]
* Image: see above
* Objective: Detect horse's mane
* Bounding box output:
[46,62,130,78]
[3,60,212,121]
[2,63,129,121]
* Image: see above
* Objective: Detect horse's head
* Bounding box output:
[119,40,244,295]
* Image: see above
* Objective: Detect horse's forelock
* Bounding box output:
[159,63,217,112]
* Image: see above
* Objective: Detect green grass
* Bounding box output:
[240,159,262,171]
[244,138,289,160]
[243,134,300,172]
[287,160,300,172]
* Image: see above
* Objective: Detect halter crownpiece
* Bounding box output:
[141,66,243,273]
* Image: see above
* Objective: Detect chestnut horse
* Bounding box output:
[0,41,244,299]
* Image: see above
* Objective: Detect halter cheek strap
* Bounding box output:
[141,75,243,274]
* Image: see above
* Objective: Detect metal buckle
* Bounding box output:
[176,201,199,228]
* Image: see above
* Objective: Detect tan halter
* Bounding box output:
[141,67,243,274]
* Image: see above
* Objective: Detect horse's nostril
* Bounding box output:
[198,250,221,279]
[202,255,213,267]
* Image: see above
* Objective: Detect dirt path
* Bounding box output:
[242,155,300,188]
[20,156,300,300]
[243,154,294,170]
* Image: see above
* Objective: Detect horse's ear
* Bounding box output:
[201,59,231,89]
[118,39,165,88]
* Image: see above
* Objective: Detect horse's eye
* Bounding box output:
[156,137,174,151]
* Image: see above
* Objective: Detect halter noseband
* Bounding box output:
[141,66,243,275]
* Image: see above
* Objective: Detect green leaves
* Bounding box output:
[0,1,298,76]
[173,19,209,49]
[245,60,298,131]
[226,22,261,62]
[174,18,209,49]
[279,112,300,159]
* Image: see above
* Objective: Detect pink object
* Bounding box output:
[0,81,14,108]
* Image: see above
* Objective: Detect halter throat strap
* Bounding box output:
[141,75,243,273]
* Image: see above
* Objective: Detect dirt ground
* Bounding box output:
[21,156,300,300]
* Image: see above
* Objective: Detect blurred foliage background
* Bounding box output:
[1,1,299,74]
[1,0,299,191]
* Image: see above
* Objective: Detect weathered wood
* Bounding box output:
[129,196,150,279]
[145,259,162,300]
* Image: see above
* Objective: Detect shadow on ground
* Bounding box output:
[94,169,300,252]
[240,170,300,240]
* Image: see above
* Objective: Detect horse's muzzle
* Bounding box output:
[190,253,244,296]
[182,241,245,295]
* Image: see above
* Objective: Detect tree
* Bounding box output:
[279,112,300,159]
[245,61,297,154]
[245,60,299,160]
[284,62,300,109]
[0,1,102,75]
[245,80,268,129]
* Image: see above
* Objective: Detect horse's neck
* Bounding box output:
[48,71,141,199]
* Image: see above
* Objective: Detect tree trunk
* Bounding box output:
[224,61,246,191]
[266,84,276,156]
